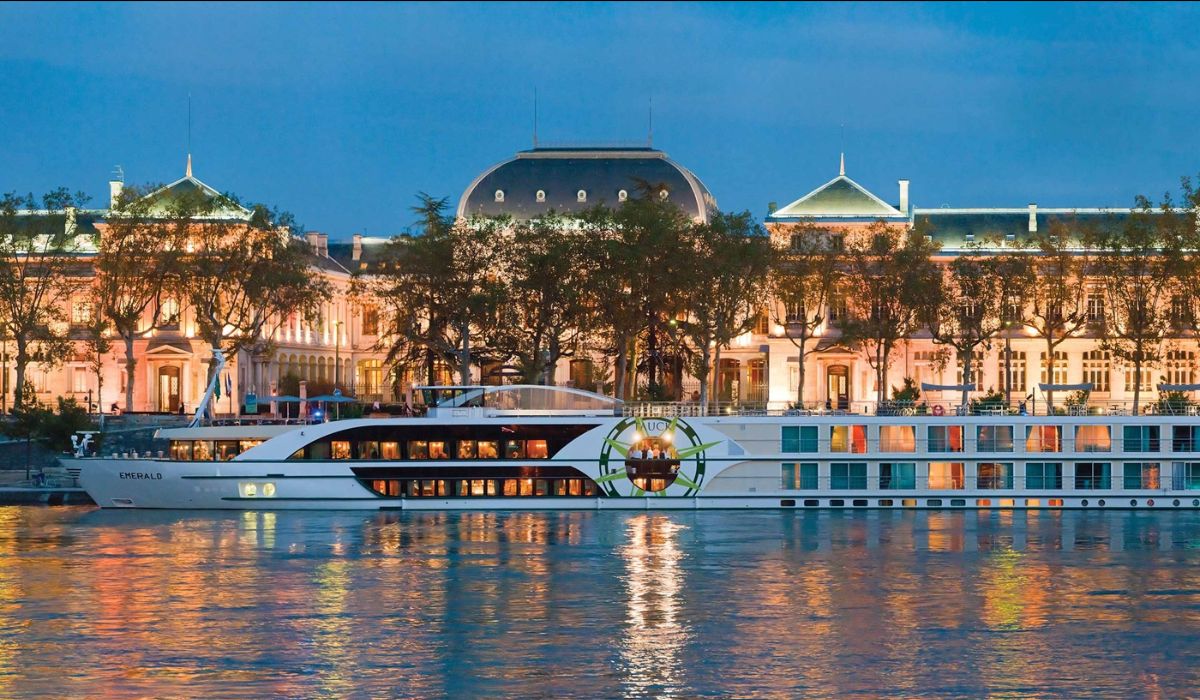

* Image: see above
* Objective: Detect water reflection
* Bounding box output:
[0,507,1198,696]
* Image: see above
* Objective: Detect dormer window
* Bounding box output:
[965,234,975,243]
[494,190,505,203]
[577,190,587,203]
[618,189,628,202]
[536,190,546,203]
[1006,233,1016,243]
[659,189,669,200]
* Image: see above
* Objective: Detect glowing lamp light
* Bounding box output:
[662,431,674,443]
[631,431,642,443]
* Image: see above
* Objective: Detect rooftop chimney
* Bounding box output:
[352,233,363,262]
[898,180,910,214]
[109,179,123,208]
[305,232,329,258]
[1028,203,1038,233]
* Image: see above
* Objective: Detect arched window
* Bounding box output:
[536,190,546,203]
[494,190,505,202]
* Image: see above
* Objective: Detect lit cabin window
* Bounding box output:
[879,426,916,452]
[1076,425,1111,452]
[494,189,505,202]
[536,190,546,203]
[577,190,587,203]
[618,189,628,202]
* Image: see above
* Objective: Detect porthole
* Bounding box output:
[494,189,505,202]
[852,499,868,507]
[536,190,546,203]
[1147,499,1155,507]
[878,499,894,507]
[1174,499,1181,507]
[780,499,796,507]
[240,483,257,498]
[950,499,966,507]
[577,189,587,203]
[1130,499,1138,507]
[263,483,277,498]
[830,499,845,507]
[618,189,628,202]
[1081,499,1089,506]
[804,499,819,507]
[1098,499,1106,507]
[1193,499,1199,507]
[926,499,943,507]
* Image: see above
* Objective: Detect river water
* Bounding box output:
[0,507,1198,698]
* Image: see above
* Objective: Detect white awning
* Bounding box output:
[1158,384,1200,392]
[1038,383,1094,392]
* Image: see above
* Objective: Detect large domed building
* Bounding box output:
[457,146,716,222]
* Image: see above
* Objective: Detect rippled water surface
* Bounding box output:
[1,507,1200,697]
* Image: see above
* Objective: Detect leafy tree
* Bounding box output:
[173,189,329,412]
[1088,195,1181,413]
[502,212,594,384]
[924,247,1007,408]
[369,194,505,387]
[768,221,838,406]
[840,221,941,403]
[1024,222,1092,407]
[0,189,90,403]
[96,184,185,411]
[678,211,771,413]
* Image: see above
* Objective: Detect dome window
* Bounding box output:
[659,189,669,200]
[577,190,587,203]
[618,189,628,202]
[494,189,505,203]
[536,190,546,203]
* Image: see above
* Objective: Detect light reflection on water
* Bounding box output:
[0,508,1197,697]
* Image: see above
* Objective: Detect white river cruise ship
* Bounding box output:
[64,383,1200,511]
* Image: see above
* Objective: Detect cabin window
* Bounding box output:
[928,462,965,489]
[429,441,450,459]
[1123,462,1161,489]
[977,426,1014,452]
[408,441,429,459]
[1026,425,1063,452]
[170,441,193,461]
[527,440,549,459]
[478,441,500,459]
[216,441,240,461]
[358,441,381,460]
[879,463,916,489]
[505,440,526,459]
[781,425,818,453]
[1025,462,1063,489]
[1075,462,1112,489]
[1076,426,1111,452]
[380,442,400,460]
[977,462,1014,489]
[331,441,351,460]
[1171,463,1200,489]
[239,440,263,453]
[830,462,867,489]
[928,426,964,453]
[782,462,818,490]
[879,426,916,452]
[831,426,868,453]
[1123,426,1160,452]
[458,440,477,459]
[1173,426,1200,452]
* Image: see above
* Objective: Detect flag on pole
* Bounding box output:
[214,373,221,400]
[225,373,233,398]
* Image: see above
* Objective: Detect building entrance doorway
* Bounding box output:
[158,365,181,413]
[827,364,850,410]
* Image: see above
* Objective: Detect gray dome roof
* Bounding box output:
[457,146,716,222]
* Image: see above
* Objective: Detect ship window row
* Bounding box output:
[291,439,551,461]
[363,478,600,498]
[780,425,1200,454]
[171,440,264,461]
[779,461,1200,490]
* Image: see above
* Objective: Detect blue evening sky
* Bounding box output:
[1,2,1197,238]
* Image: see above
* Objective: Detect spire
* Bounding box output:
[185,92,193,177]
[839,152,845,176]
[186,153,192,178]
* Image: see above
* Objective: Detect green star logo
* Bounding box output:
[596,417,720,496]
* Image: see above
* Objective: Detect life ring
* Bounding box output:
[932,404,945,417]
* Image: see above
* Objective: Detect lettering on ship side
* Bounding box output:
[119,472,164,480]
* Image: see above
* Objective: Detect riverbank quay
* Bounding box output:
[0,469,93,505]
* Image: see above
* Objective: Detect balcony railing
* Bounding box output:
[622,399,1200,418]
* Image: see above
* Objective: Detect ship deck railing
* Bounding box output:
[622,399,1200,418]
